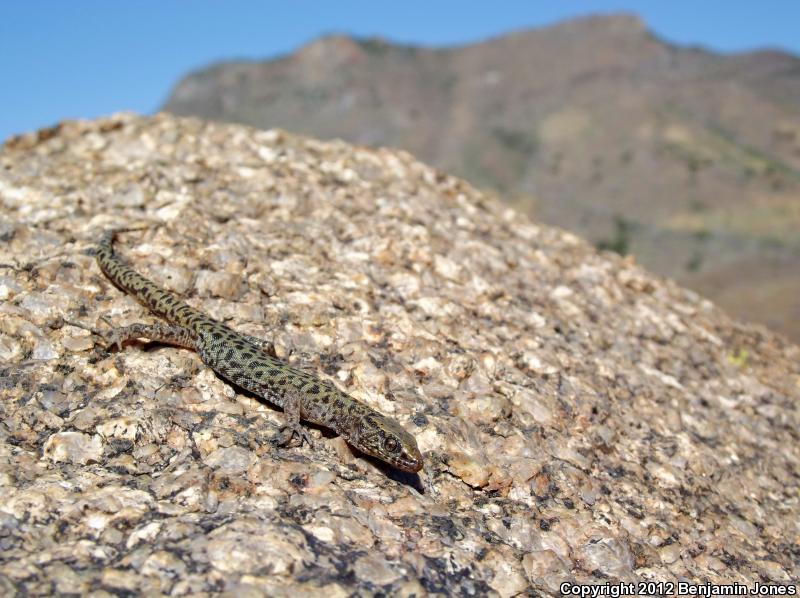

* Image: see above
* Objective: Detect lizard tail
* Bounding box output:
[96,229,211,329]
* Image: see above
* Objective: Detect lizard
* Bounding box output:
[76,229,424,473]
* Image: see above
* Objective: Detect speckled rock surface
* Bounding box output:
[1,114,798,596]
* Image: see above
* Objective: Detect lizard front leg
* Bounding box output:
[273,387,316,449]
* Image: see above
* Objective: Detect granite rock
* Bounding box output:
[0,114,798,595]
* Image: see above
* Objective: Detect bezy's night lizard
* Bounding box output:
[82,230,423,473]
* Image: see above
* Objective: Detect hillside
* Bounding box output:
[163,13,800,341]
[0,114,798,594]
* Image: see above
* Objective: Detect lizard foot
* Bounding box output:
[273,423,315,450]
[62,316,124,352]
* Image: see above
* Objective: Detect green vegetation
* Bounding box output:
[688,198,707,213]
[591,155,604,182]
[728,348,750,368]
[461,128,539,192]
[666,200,800,248]
[686,252,703,272]
[356,38,419,57]
[662,119,800,184]
[491,127,538,157]
[596,216,635,255]
[685,228,710,272]
[708,124,800,181]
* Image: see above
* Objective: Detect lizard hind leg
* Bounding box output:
[64,317,199,352]
[103,322,200,352]
[238,332,278,358]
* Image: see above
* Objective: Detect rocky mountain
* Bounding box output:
[1,113,798,594]
[163,13,800,341]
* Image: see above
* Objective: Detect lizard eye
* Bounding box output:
[383,436,400,453]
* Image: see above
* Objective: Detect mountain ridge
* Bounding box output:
[163,12,800,340]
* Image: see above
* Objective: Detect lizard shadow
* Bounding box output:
[349,448,425,491]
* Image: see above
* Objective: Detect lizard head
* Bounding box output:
[355,413,423,473]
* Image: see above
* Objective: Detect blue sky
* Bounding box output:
[1,1,798,142]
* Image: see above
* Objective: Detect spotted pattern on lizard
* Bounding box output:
[92,230,423,473]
